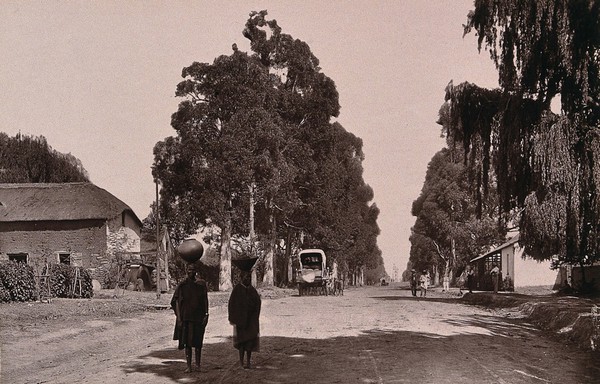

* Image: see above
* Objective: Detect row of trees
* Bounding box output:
[152,11,383,290]
[411,0,600,285]
[0,132,89,183]
[409,142,504,284]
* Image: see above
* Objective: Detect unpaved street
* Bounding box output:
[2,285,598,383]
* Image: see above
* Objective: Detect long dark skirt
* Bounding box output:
[233,325,259,352]
[174,320,206,350]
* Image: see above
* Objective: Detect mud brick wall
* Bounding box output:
[0,219,107,269]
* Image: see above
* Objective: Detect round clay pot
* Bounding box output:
[177,238,204,263]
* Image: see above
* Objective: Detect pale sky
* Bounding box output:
[0,1,498,276]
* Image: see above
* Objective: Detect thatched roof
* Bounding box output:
[0,183,141,223]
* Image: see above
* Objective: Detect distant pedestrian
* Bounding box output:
[410,269,418,297]
[171,263,209,373]
[442,274,450,292]
[467,267,475,293]
[490,263,500,293]
[504,273,513,291]
[229,258,262,369]
[419,270,429,297]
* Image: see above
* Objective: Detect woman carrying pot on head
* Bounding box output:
[228,258,262,369]
[171,263,209,373]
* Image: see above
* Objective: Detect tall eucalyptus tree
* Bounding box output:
[153,48,282,290]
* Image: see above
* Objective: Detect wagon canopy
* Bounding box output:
[298,249,327,283]
[299,249,326,269]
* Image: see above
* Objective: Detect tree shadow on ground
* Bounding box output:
[121,314,598,384]
[371,294,464,305]
[370,290,581,308]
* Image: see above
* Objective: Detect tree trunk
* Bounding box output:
[219,212,233,291]
[249,182,258,287]
[433,264,440,286]
[282,226,292,287]
[262,202,275,286]
[442,238,454,286]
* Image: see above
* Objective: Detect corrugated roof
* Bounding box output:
[0,183,140,223]
[470,234,520,263]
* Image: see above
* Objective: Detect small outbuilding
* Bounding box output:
[469,233,559,291]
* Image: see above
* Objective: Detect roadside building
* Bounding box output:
[469,233,559,291]
[0,183,142,283]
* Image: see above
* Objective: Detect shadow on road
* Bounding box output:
[370,289,564,308]
[370,294,463,305]
[121,315,598,383]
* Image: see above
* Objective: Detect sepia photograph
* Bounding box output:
[0,1,599,383]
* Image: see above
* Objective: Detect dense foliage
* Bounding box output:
[409,145,504,282]
[0,262,93,303]
[40,264,93,299]
[0,261,37,302]
[444,1,600,274]
[0,132,89,183]
[153,10,381,289]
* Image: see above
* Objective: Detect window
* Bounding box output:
[484,253,501,273]
[59,253,71,265]
[301,254,322,264]
[8,253,28,263]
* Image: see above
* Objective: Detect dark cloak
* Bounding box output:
[171,278,209,349]
[228,283,261,351]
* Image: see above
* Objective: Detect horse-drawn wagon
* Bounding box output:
[297,249,343,296]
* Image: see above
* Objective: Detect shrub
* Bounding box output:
[99,261,120,289]
[40,264,94,298]
[0,281,12,302]
[0,261,37,302]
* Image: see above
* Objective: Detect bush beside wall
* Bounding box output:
[0,261,94,303]
[0,261,37,302]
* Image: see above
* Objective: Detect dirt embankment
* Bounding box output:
[460,290,600,352]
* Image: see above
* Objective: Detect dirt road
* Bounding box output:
[2,285,598,383]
